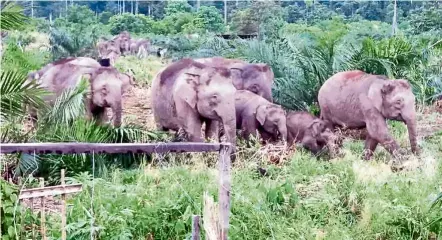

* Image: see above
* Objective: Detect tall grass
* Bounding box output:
[39,125,442,239]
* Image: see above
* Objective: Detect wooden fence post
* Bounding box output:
[191,215,200,240]
[218,143,231,240]
[39,178,47,240]
[61,169,67,240]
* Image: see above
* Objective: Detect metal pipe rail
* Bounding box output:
[0,142,230,154]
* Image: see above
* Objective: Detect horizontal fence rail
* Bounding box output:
[19,183,83,199]
[1,141,232,239]
[0,142,230,154]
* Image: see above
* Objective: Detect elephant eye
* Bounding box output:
[248,85,259,93]
[210,94,219,102]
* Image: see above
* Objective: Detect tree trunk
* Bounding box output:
[224,0,227,25]
[392,0,398,35]
[31,0,34,17]
[135,0,138,14]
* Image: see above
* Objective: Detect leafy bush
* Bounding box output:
[193,6,225,33]
[164,0,193,16]
[99,11,113,24]
[1,179,21,240]
[108,13,155,35]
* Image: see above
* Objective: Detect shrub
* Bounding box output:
[109,13,155,35]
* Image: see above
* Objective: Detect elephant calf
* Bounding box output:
[286,111,334,155]
[235,90,287,143]
[318,70,418,160]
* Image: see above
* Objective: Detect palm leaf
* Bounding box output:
[0,69,48,120]
[39,78,89,127]
[0,1,28,31]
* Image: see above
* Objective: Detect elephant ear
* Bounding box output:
[229,67,244,88]
[381,81,396,96]
[256,104,268,126]
[310,119,325,137]
[256,63,270,72]
[179,71,201,108]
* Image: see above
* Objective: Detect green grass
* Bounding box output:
[36,117,442,240]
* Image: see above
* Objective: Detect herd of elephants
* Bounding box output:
[26,31,419,161]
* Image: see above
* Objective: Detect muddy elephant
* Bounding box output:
[235,90,287,143]
[195,57,274,102]
[97,39,109,58]
[111,32,131,55]
[130,38,150,57]
[27,57,134,127]
[151,58,237,153]
[286,111,334,155]
[28,57,101,82]
[318,70,418,160]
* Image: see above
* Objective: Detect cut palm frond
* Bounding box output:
[0,69,48,120]
[0,1,28,31]
[39,78,89,127]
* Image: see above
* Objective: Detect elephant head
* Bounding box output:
[230,63,274,102]
[111,32,131,54]
[119,36,131,53]
[303,119,332,154]
[256,104,287,142]
[369,78,418,153]
[174,62,237,150]
[88,67,134,127]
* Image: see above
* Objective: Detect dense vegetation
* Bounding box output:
[1,1,441,239]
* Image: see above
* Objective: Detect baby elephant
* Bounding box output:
[235,90,287,142]
[286,111,334,154]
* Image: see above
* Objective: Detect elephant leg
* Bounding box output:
[363,135,378,160]
[241,116,259,141]
[365,118,400,157]
[185,117,203,142]
[205,119,220,142]
[179,110,203,142]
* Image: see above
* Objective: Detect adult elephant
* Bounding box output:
[318,70,418,160]
[27,57,101,82]
[130,38,150,57]
[194,57,274,102]
[111,31,131,55]
[151,58,237,153]
[28,57,134,127]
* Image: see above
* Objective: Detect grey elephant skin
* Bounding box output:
[286,111,333,155]
[195,57,274,102]
[235,90,287,143]
[318,70,418,160]
[97,31,131,64]
[151,58,237,153]
[129,38,150,57]
[27,57,134,127]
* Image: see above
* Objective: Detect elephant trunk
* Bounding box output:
[404,114,418,154]
[263,90,273,102]
[277,122,288,142]
[112,99,122,127]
